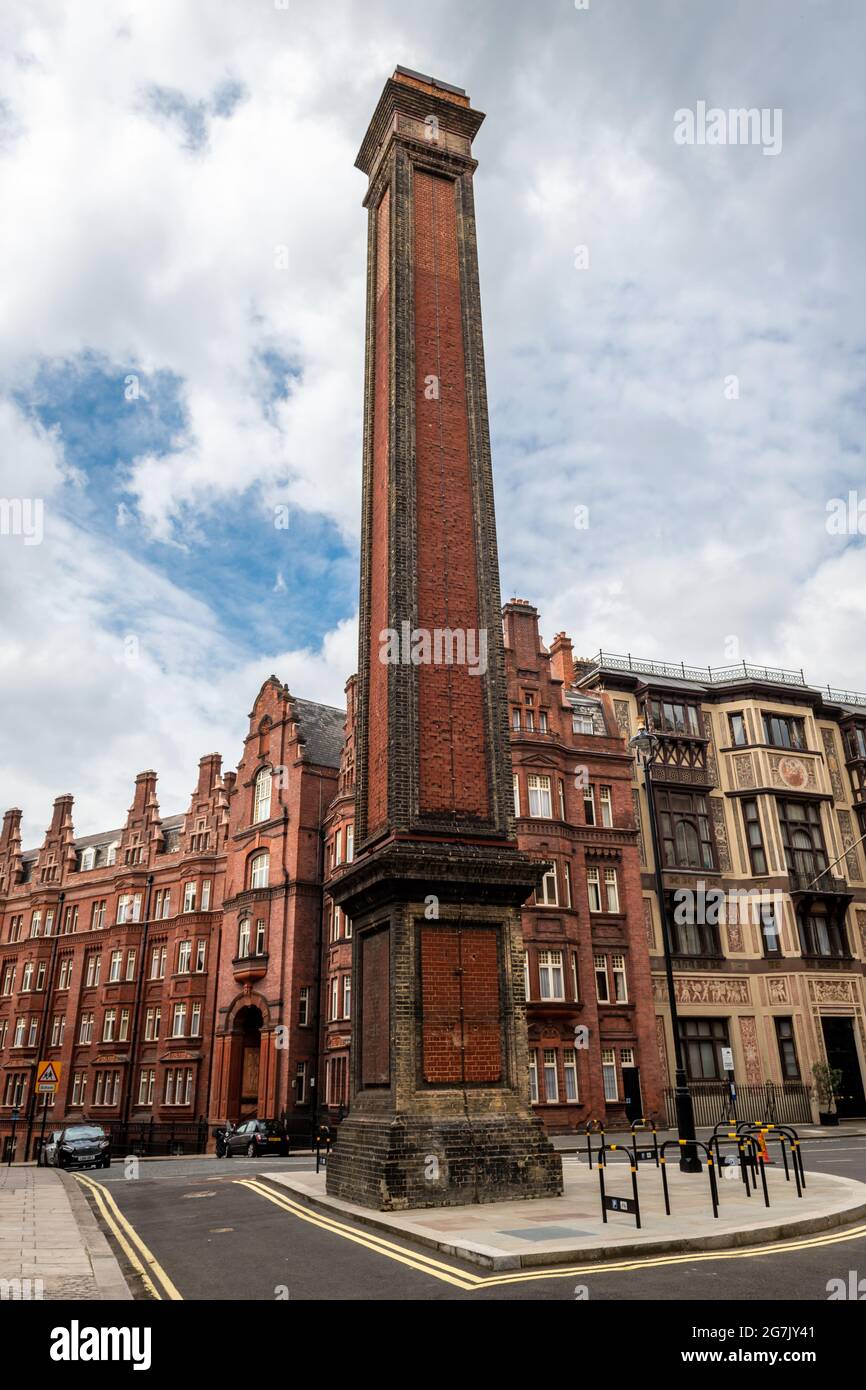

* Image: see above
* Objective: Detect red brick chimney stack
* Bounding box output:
[549,632,575,687]
[327,68,561,1210]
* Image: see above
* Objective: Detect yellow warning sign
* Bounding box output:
[36,1060,62,1093]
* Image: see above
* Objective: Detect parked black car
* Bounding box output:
[222,1119,289,1158]
[40,1123,111,1170]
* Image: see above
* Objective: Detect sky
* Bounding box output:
[1,0,864,843]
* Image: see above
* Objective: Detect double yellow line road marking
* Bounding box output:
[74,1168,866,1298]
[74,1173,182,1301]
[236,1177,866,1292]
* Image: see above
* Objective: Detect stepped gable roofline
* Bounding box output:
[22,811,187,861]
[247,673,289,721]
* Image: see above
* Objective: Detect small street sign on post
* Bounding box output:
[35,1060,61,1095]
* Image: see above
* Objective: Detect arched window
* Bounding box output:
[238,918,251,959]
[674,821,701,869]
[253,767,272,824]
[249,852,269,890]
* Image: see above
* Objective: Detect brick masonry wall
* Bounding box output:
[413,169,488,819]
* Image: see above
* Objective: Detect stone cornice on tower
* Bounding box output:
[355,67,483,178]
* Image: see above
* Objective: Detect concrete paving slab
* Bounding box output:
[267,1159,866,1270]
[0,1165,132,1299]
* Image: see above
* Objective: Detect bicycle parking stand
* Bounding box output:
[659,1138,719,1219]
[630,1116,660,1169]
[597,1142,641,1229]
[584,1118,606,1169]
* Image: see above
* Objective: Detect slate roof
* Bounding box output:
[292,698,346,768]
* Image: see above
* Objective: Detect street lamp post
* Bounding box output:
[630,725,702,1173]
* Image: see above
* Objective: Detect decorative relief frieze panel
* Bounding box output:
[767,753,818,792]
[857,909,866,958]
[766,976,789,1004]
[656,1014,669,1082]
[613,699,632,742]
[734,754,755,789]
[821,726,845,801]
[702,713,719,785]
[738,1015,762,1084]
[725,911,744,952]
[837,810,861,880]
[643,897,654,949]
[632,789,646,866]
[710,798,732,872]
[809,978,855,1005]
[656,976,751,1005]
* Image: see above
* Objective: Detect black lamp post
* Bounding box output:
[630,724,701,1173]
[7,1105,20,1167]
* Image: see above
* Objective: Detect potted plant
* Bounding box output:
[812,1062,843,1126]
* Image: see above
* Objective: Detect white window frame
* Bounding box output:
[587,868,602,913]
[527,774,552,819]
[594,954,610,1003]
[542,1048,559,1103]
[563,1048,579,1102]
[602,1048,618,1101]
[538,949,565,1001]
[253,767,272,823]
[539,863,558,906]
[611,953,628,1002]
[250,853,269,890]
[604,867,619,913]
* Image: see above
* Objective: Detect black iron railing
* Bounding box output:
[664,1081,813,1128]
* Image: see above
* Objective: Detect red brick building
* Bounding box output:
[0,615,662,1157]
[0,69,661,1162]
[502,602,662,1130]
[0,682,345,1156]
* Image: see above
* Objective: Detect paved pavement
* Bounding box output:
[0,1164,130,1300]
[7,1135,866,1302]
[273,1151,866,1268]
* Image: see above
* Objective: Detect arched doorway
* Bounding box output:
[233,1005,263,1119]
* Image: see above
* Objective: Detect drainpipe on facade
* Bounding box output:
[121,873,154,1131]
[25,889,64,1158]
[311,775,326,1141]
[202,880,223,1139]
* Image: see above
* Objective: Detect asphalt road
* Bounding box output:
[76,1137,866,1302]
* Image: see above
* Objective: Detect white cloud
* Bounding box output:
[1,0,865,839]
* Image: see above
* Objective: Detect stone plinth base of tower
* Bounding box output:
[325,1109,562,1212]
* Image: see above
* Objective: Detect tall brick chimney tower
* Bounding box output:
[327,68,562,1210]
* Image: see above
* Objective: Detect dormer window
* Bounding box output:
[80,846,96,872]
[253,767,272,823]
[844,725,866,760]
[648,699,702,736]
[762,713,806,751]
